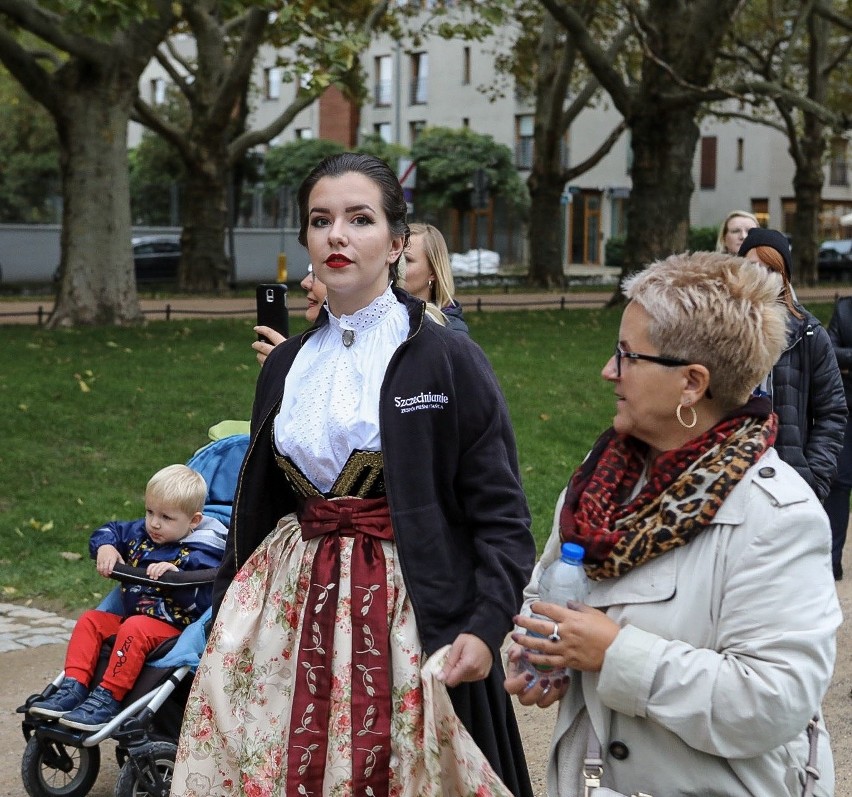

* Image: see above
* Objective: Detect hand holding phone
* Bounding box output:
[256,283,289,342]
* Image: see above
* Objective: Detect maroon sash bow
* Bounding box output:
[286,497,394,797]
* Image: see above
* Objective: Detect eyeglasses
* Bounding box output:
[613,344,690,378]
[305,266,316,285]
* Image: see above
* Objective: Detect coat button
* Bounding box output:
[758,467,776,478]
[609,740,629,760]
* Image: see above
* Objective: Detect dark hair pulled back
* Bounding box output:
[297,153,409,272]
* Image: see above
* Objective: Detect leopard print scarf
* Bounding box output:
[560,407,777,580]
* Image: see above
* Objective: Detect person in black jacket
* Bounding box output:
[825,296,852,580]
[739,228,846,502]
[172,153,535,797]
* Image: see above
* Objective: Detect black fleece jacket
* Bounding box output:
[213,288,535,660]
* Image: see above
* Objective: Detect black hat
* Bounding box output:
[738,228,792,280]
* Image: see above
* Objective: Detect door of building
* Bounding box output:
[568,190,602,264]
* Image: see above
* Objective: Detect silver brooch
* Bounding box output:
[342,329,355,348]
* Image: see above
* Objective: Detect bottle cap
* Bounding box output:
[560,542,585,563]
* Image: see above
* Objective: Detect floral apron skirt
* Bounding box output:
[171,509,514,797]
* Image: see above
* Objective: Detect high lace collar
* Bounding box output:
[326,285,399,344]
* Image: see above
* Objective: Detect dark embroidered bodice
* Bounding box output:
[274,448,386,499]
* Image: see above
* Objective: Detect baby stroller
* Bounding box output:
[17,426,249,797]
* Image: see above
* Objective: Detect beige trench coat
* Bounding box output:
[523,447,842,797]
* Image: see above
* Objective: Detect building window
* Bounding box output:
[700,136,717,189]
[462,117,470,128]
[751,198,769,228]
[515,115,534,169]
[410,52,428,105]
[736,137,744,171]
[264,67,281,100]
[295,128,313,140]
[150,78,166,105]
[409,120,426,145]
[830,137,849,186]
[462,47,471,85]
[374,55,392,107]
[781,198,796,232]
[374,122,392,143]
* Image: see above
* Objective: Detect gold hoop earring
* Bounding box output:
[676,403,697,429]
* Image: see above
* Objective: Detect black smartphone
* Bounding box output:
[256,283,289,342]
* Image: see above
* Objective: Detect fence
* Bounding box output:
[0,291,620,326]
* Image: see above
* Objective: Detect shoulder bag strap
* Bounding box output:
[802,713,821,797]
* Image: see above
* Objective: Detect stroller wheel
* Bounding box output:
[21,734,101,797]
[114,740,176,797]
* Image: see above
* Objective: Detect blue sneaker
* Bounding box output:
[29,677,89,718]
[59,685,121,731]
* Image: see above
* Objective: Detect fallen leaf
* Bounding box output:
[60,551,82,561]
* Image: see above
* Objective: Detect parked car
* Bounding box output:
[818,239,852,282]
[133,234,181,283]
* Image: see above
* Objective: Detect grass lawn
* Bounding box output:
[0,302,836,612]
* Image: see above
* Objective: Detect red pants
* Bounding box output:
[64,610,180,700]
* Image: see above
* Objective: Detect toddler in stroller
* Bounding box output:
[18,428,248,797]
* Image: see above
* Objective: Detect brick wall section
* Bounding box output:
[319,86,359,147]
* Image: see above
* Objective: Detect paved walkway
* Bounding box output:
[0,602,75,652]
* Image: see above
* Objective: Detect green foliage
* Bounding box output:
[604,235,625,268]
[410,126,530,215]
[1,302,838,608]
[0,308,616,608]
[40,0,166,37]
[129,129,188,225]
[606,227,722,268]
[356,134,410,169]
[688,226,719,252]
[263,139,345,193]
[0,68,60,222]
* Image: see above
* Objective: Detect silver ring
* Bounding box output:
[541,685,552,696]
[548,623,561,643]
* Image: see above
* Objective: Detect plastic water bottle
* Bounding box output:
[525,542,589,679]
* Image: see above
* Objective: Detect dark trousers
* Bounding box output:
[824,416,852,575]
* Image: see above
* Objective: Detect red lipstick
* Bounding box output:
[326,254,352,268]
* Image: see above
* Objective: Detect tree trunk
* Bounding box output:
[528,174,567,288]
[180,147,231,292]
[50,71,141,327]
[616,106,700,301]
[789,12,828,288]
[790,135,825,288]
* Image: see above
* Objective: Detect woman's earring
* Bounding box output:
[676,403,697,429]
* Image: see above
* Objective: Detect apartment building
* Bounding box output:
[135,14,852,266]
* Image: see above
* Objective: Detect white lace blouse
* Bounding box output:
[273,286,408,493]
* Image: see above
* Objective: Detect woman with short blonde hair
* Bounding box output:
[507,251,841,797]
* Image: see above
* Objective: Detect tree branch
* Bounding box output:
[538,0,634,114]
[707,108,787,134]
[563,119,627,182]
[228,90,317,162]
[152,47,196,103]
[813,0,852,31]
[0,24,58,113]
[0,0,112,63]
[132,97,194,163]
